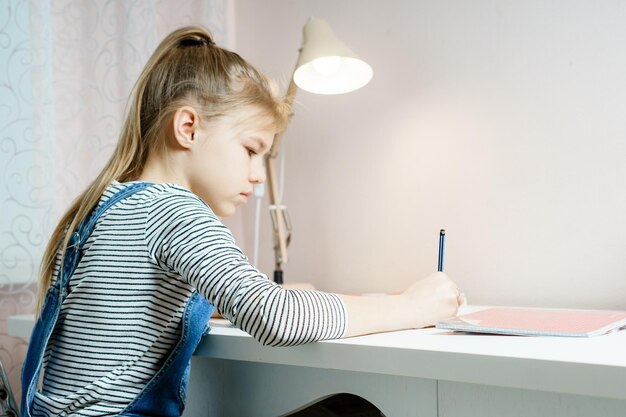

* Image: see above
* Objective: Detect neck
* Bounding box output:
[137,153,190,189]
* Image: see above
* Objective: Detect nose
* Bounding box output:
[249,158,266,184]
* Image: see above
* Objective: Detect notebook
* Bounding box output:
[436,307,626,337]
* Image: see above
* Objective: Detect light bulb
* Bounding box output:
[311,56,342,76]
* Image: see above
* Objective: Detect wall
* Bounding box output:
[234,0,626,309]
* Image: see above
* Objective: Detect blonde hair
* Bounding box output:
[37,26,289,313]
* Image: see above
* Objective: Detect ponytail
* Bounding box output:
[36,26,289,313]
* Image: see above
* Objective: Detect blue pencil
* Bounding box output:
[438,229,445,272]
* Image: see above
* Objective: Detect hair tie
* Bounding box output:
[179,37,215,48]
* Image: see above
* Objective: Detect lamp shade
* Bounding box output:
[293,18,373,95]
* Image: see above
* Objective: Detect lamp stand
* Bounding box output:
[265,76,299,284]
[263,17,371,285]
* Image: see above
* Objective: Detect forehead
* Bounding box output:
[222,106,276,137]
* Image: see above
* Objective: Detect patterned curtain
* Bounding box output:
[0,0,232,404]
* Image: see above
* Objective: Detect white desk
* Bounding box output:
[9,310,626,417]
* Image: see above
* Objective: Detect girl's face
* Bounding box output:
[188,108,275,217]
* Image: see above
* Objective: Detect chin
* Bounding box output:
[202,198,235,217]
[214,205,236,218]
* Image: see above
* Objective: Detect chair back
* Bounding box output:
[0,359,17,417]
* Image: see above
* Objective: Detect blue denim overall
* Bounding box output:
[21,182,215,417]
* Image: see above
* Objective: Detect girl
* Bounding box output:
[21,26,463,417]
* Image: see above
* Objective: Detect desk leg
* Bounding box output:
[184,357,437,417]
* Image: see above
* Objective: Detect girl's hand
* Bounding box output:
[401,272,464,328]
[340,272,465,337]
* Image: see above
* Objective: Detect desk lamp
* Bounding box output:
[264,17,373,284]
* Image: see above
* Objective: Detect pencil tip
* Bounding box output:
[440,229,445,235]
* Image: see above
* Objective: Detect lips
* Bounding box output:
[240,191,252,203]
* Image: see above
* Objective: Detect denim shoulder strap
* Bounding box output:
[21,181,153,417]
[59,182,153,290]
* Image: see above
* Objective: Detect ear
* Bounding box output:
[172,106,200,149]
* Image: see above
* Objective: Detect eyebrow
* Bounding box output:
[249,136,269,152]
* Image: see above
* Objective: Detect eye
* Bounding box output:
[246,147,258,157]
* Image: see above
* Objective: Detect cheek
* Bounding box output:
[227,148,252,175]
[202,146,244,178]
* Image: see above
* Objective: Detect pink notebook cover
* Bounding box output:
[436,307,626,337]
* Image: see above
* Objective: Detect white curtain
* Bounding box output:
[0,0,232,403]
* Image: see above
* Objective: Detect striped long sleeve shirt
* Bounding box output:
[33,181,347,417]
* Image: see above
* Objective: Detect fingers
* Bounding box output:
[434,273,465,307]
[426,273,463,303]
[436,274,466,312]
[457,292,467,307]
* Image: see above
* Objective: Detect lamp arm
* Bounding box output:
[264,75,299,280]
[265,154,289,266]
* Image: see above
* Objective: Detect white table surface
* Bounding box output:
[199,316,626,401]
[10,307,626,401]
